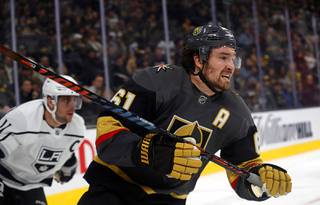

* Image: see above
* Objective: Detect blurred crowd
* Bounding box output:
[0,0,319,125]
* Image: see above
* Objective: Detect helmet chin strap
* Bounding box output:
[193,64,222,94]
[43,97,65,125]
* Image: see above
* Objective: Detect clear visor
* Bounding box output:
[234,56,242,69]
[56,95,83,110]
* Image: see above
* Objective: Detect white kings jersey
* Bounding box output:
[0,99,85,190]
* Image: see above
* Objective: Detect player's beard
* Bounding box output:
[201,62,233,92]
[207,74,232,91]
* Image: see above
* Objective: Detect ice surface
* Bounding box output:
[187,150,320,205]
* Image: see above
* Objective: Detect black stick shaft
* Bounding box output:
[0,45,263,186]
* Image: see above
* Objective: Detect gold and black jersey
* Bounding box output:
[84,64,262,198]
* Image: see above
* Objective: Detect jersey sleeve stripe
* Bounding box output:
[0,119,8,128]
[1,132,51,141]
[95,128,128,147]
[0,133,12,142]
[230,175,240,189]
[64,134,84,138]
[97,116,128,135]
[14,131,50,135]
[0,123,11,134]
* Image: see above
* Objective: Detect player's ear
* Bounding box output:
[193,54,203,71]
[46,96,56,110]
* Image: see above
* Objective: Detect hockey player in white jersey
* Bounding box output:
[0,75,86,205]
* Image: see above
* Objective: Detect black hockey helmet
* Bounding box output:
[182,23,240,72]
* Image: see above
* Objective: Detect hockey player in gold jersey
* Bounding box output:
[78,23,292,205]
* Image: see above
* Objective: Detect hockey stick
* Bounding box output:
[0,45,262,187]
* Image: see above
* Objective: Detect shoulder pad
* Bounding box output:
[133,64,188,93]
[4,100,44,132]
[222,90,252,119]
[151,64,180,73]
[131,64,189,106]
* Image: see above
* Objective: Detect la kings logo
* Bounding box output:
[33,147,63,173]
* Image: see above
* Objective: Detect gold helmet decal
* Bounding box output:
[192,26,202,36]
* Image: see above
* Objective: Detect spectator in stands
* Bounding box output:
[1,0,319,127]
[300,74,320,107]
[80,74,108,125]
[19,67,34,84]
[79,49,103,85]
[0,103,10,119]
[0,67,10,91]
[110,55,130,91]
[39,55,51,67]
[126,53,138,76]
[272,81,289,109]
[262,75,277,110]
[2,57,14,86]
[19,79,37,103]
[151,46,166,65]
[85,73,108,98]
[238,25,253,50]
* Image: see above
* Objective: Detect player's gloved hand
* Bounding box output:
[54,154,77,184]
[134,133,202,180]
[54,167,76,184]
[250,164,292,198]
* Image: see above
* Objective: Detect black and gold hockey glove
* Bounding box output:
[250,164,292,197]
[134,133,202,180]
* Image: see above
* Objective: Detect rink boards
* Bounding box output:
[45,107,320,205]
